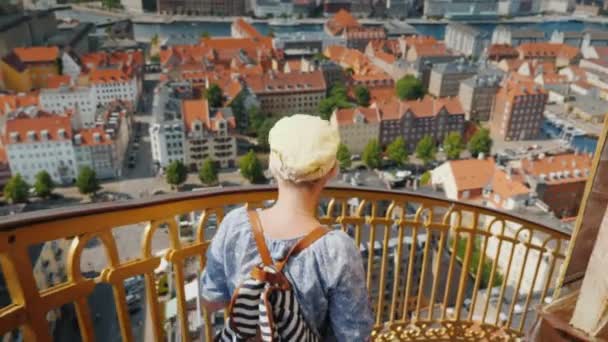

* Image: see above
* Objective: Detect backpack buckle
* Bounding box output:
[250,265,291,290]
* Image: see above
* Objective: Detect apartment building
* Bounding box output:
[244,70,327,116]
[492,26,545,46]
[88,69,139,107]
[182,99,237,169]
[428,59,478,97]
[444,23,490,57]
[424,0,499,18]
[375,96,465,150]
[490,76,548,141]
[3,108,76,185]
[330,107,381,155]
[150,82,190,168]
[458,73,503,121]
[39,85,97,127]
[517,43,581,67]
[521,153,593,218]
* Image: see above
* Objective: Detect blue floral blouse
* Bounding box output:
[200,206,374,341]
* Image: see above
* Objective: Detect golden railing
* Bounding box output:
[0,186,570,341]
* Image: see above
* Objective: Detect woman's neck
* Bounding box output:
[272,186,319,218]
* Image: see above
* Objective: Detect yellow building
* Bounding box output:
[0,46,59,92]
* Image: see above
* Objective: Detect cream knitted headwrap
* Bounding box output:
[268,114,340,184]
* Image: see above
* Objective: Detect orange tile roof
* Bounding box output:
[0,146,7,164]
[4,110,72,144]
[89,69,130,84]
[13,47,59,63]
[488,44,518,58]
[500,74,547,99]
[0,93,39,115]
[334,107,381,126]
[46,74,71,89]
[521,153,593,185]
[517,43,580,60]
[374,50,396,64]
[491,169,530,199]
[374,95,464,120]
[449,158,496,192]
[76,127,113,146]
[326,9,359,35]
[182,98,235,132]
[244,70,326,94]
[368,86,397,103]
[233,18,264,39]
[403,35,438,47]
[411,43,448,57]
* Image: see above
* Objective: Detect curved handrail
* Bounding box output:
[0,185,570,239]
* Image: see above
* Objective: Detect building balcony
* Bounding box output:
[0,186,571,341]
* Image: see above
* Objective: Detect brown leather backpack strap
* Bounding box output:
[247,210,273,266]
[276,226,330,272]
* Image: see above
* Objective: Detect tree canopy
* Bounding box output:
[34,171,55,199]
[468,128,493,157]
[362,139,382,169]
[205,84,224,108]
[416,135,437,166]
[4,174,29,204]
[256,118,277,152]
[239,150,265,184]
[395,75,425,100]
[199,158,218,186]
[386,137,408,166]
[229,94,247,132]
[443,132,464,160]
[76,167,101,197]
[318,84,352,120]
[165,160,188,189]
[354,85,370,106]
[336,143,352,171]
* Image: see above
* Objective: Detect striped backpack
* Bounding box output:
[215,210,329,342]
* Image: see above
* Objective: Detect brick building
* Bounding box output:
[374,96,465,150]
[521,153,593,218]
[490,76,547,141]
[330,107,381,154]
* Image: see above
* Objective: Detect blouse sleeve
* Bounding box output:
[199,211,233,303]
[325,232,374,342]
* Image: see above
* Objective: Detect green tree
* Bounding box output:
[3,174,29,204]
[248,106,265,134]
[76,167,101,197]
[395,75,425,100]
[416,135,437,166]
[229,94,247,132]
[150,33,159,47]
[443,132,464,160]
[336,143,352,171]
[354,85,370,106]
[312,52,328,62]
[267,28,275,38]
[420,171,431,186]
[205,84,224,108]
[468,128,493,158]
[166,161,187,190]
[317,84,352,120]
[362,139,382,169]
[239,150,265,184]
[198,158,218,186]
[386,137,408,166]
[200,31,210,39]
[256,118,277,151]
[34,171,55,199]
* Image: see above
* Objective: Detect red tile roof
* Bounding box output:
[487,44,519,59]
[521,153,593,185]
[182,98,235,132]
[449,158,496,192]
[517,43,580,60]
[76,127,113,146]
[46,74,71,89]
[326,9,359,36]
[13,47,59,63]
[89,69,130,84]
[244,70,326,94]
[333,107,381,126]
[0,93,39,115]
[233,18,264,40]
[374,96,464,120]
[4,110,72,144]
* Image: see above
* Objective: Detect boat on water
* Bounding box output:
[268,18,298,27]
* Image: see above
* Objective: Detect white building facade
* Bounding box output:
[39,86,97,128]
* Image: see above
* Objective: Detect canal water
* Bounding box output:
[57,9,608,41]
[542,120,599,154]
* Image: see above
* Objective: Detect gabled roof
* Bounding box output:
[326,9,359,36]
[4,109,72,144]
[75,127,113,146]
[244,70,326,94]
[449,158,496,192]
[374,96,464,120]
[517,43,580,60]
[182,98,236,133]
[333,107,381,126]
[521,153,593,185]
